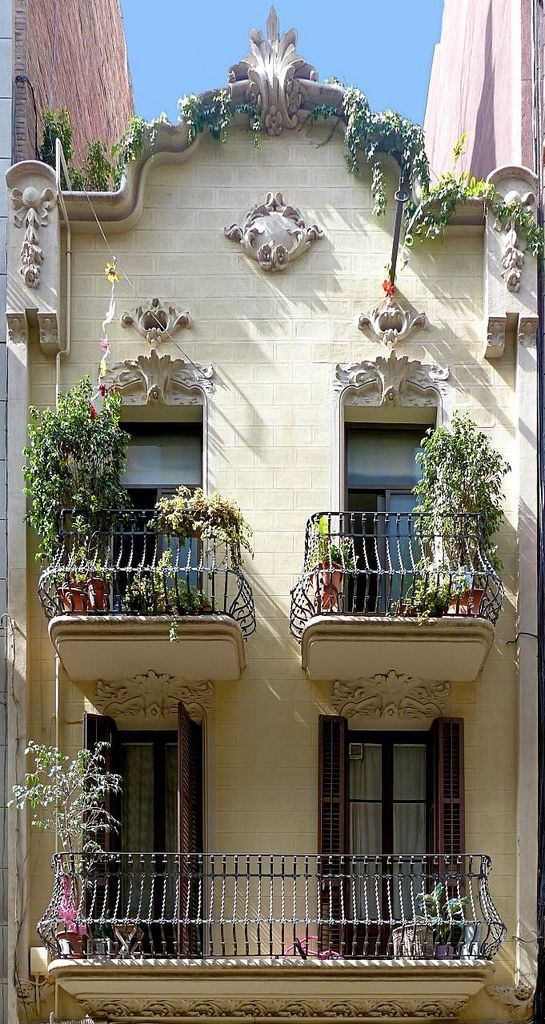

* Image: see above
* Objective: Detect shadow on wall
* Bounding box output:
[471,2,497,180]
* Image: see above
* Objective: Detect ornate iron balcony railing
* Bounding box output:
[37,509,256,638]
[38,852,505,961]
[290,512,503,641]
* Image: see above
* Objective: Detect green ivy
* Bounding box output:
[40,107,73,168]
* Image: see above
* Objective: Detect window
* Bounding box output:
[122,421,203,508]
[84,707,203,855]
[318,716,465,859]
[345,425,423,514]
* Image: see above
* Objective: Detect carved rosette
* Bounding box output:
[225,191,323,271]
[101,350,214,405]
[121,297,191,346]
[358,297,427,349]
[94,672,213,723]
[331,672,450,720]
[228,7,318,136]
[83,995,469,1020]
[334,352,450,407]
[10,185,57,288]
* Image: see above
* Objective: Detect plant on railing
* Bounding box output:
[413,413,510,573]
[24,377,131,562]
[124,550,205,615]
[307,515,356,612]
[154,486,253,569]
[416,882,471,957]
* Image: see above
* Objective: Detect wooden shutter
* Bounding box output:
[177,703,203,956]
[431,717,465,855]
[318,716,347,955]
[318,715,347,855]
[83,712,120,851]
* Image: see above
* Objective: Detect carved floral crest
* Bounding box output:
[334,352,449,407]
[358,296,427,349]
[94,672,213,722]
[11,185,57,288]
[331,672,450,720]
[101,350,214,405]
[121,298,190,346]
[228,7,318,136]
[225,191,323,271]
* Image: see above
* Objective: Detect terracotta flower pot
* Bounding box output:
[57,584,88,613]
[313,561,343,612]
[56,927,85,956]
[447,588,484,617]
[86,576,110,612]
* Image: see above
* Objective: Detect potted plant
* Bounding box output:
[412,414,510,613]
[154,486,253,569]
[24,377,131,590]
[9,741,122,957]
[309,516,356,612]
[415,882,470,958]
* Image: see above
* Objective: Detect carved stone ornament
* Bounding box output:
[121,297,190,347]
[101,350,214,405]
[485,315,507,359]
[500,227,524,292]
[358,296,427,349]
[11,184,57,288]
[494,188,536,295]
[334,352,450,407]
[94,672,213,723]
[486,984,534,1021]
[519,316,538,347]
[83,996,468,1020]
[228,7,318,136]
[225,191,323,271]
[332,672,450,720]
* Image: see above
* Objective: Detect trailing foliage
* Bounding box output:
[40,107,73,167]
[9,741,122,853]
[24,377,131,561]
[155,485,253,569]
[413,413,510,569]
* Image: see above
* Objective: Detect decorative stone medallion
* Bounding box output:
[225,192,323,271]
[334,352,449,408]
[121,298,190,346]
[101,351,214,405]
[331,672,450,720]
[358,297,427,349]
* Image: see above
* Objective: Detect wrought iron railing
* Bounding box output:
[38,852,505,961]
[37,509,256,638]
[290,512,503,641]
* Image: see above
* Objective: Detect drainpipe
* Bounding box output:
[533,0,545,1020]
[54,138,71,408]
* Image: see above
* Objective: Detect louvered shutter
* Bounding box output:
[318,715,347,955]
[83,712,119,851]
[177,703,203,955]
[318,715,347,855]
[431,717,465,855]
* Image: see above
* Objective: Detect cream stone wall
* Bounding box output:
[18,124,532,1019]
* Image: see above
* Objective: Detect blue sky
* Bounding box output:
[120,1,445,125]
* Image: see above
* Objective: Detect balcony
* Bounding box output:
[290,513,503,682]
[38,509,256,682]
[40,853,504,1021]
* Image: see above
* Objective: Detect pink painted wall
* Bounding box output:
[424,0,533,179]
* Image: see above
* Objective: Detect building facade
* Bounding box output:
[4,11,540,1024]
[424,0,534,178]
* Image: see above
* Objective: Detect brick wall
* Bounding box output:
[14,0,133,164]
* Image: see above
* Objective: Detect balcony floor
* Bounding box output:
[49,614,246,682]
[301,614,495,682]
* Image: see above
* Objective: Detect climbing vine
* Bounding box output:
[39,96,543,263]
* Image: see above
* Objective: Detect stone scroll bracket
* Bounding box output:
[484,165,538,360]
[6,161,63,355]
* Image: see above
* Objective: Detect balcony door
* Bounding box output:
[345,426,424,612]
